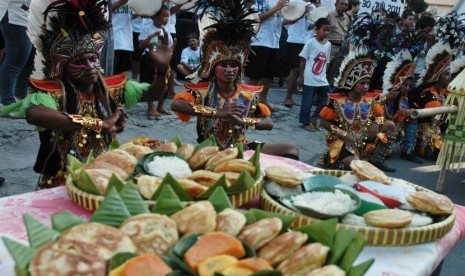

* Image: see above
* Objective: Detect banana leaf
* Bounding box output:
[328,228,357,265]
[151,185,184,216]
[170,135,183,148]
[244,208,295,232]
[15,266,29,276]
[226,170,256,194]
[119,182,149,216]
[108,252,137,271]
[109,139,121,151]
[237,143,244,159]
[194,134,217,151]
[339,235,367,272]
[2,237,34,269]
[23,214,59,249]
[294,218,338,248]
[151,173,193,202]
[51,211,85,232]
[248,144,261,168]
[85,149,95,164]
[208,186,233,212]
[75,168,102,195]
[90,188,131,227]
[348,258,375,276]
[196,175,229,200]
[104,174,126,195]
[66,155,83,178]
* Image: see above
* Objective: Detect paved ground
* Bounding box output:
[0,81,464,275]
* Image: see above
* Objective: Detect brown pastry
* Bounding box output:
[350,160,390,184]
[83,168,117,193]
[188,146,219,169]
[187,170,224,187]
[205,147,239,169]
[119,213,179,255]
[83,160,129,180]
[29,240,108,276]
[364,209,413,228]
[216,208,247,236]
[155,142,178,153]
[93,151,136,174]
[265,166,303,187]
[276,242,330,275]
[171,201,217,236]
[258,231,308,266]
[59,223,137,255]
[308,264,346,276]
[237,217,282,250]
[177,178,209,198]
[111,149,139,164]
[137,175,163,199]
[120,143,153,160]
[176,143,195,160]
[407,191,454,216]
[213,158,256,176]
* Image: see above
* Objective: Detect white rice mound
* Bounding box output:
[342,213,367,226]
[292,189,357,216]
[339,173,362,185]
[266,181,303,197]
[146,156,192,178]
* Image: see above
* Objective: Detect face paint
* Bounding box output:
[215,61,239,77]
[66,54,100,80]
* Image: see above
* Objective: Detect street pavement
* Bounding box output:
[0,80,464,275]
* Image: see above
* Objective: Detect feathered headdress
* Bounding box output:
[341,13,396,60]
[416,12,462,87]
[28,0,109,79]
[192,0,258,81]
[383,49,415,93]
[334,46,374,90]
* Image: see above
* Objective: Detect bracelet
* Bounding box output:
[66,114,103,133]
[331,125,348,138]
[192,104,217,117]
[243,117,262,129]
[374,116,385,125]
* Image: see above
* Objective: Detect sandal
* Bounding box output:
[310,120,321,131]
[301,124,316,132]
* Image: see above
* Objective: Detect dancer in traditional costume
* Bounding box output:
[171,0,299,159]
[0,0,168,188]
[318,46,396,171]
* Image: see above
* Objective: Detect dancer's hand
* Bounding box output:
[368,123,379,139]
[148,30,173,71]
[216,103,246,122]
[103,109,126,134]
[344,134,356,153]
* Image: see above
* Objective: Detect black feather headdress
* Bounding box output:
[28,0,109,78]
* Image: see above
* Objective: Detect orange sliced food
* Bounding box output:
[236,257,273,272]
[184,232,246,271]
[121,253,172,276]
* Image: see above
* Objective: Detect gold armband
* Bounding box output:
[374,116,385,125]
[66,114,103,133]
[192,104,217,117]
[331,125,348,138]
[243,117,262,128]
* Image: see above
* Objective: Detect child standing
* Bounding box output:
[297,18,331,131]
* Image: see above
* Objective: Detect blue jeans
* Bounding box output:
[299,85,332,125]
[0,13,34,105]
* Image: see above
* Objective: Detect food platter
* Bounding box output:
[66,138,265,211]
[261,170,456,246]
[67,170,264,211]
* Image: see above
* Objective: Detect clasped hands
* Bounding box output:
[215,103,247,126]
[102,109,127,134]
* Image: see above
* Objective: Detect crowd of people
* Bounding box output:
[0,0,462,188]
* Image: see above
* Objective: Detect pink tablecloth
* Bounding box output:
[0,153,464,276]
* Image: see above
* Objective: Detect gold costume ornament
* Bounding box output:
[66,113,103,132]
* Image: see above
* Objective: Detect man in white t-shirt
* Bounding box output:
[297,18,332,131]
[176,33,200,78]
[138,5,173,119]
[245,0,287,110]
[111,0,133,74]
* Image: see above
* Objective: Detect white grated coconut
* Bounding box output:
[146,156,192,178]
[291,189,357,216]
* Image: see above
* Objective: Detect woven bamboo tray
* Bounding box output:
[261,170,456,246]
[67,171,264,211]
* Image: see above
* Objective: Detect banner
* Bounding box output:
[359,0,405,15]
